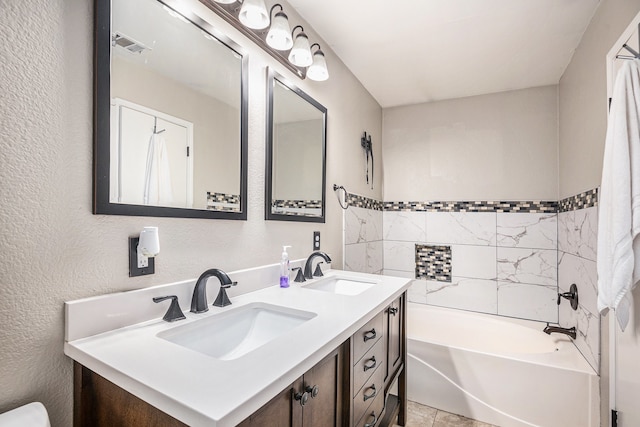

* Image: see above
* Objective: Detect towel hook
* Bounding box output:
[153,117,166,134]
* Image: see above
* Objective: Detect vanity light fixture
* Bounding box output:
[201,0,330,80]
[238,0,270,30]
[307,43,329,81]
[266,4,293,51]
[288,25,313,67]
[129,226,160,277]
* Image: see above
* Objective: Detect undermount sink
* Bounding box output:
[157,303,316,360]
[302,277,377,296]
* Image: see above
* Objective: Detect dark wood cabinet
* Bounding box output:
[386,295,403,382]
[351,292,407,427]
[74,363,187,427]
[238,342,347,427]
[381,293,407,427]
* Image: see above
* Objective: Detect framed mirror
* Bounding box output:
[265,69,327,223]
[94,0,248,219]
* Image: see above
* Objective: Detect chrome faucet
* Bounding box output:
[303,251,332,279]
[543,324,577,339]
[190,268,237,313]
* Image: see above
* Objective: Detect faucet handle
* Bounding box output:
[292,267,306,282]
[212,282,236,307]
[153,295,186,322]
[313,262,324,277]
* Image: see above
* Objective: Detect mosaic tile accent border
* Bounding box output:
[415,244,452,282]
[347,193,383,211]
[207,192,240,204]
[559,188,598,212]
[272,199,322,209]
[383,200,557,213]
[207,206,241,212]
[206,192,240,212]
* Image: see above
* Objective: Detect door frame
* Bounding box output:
[111,97,194,208]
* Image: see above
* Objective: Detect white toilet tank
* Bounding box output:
[0,402,50,427]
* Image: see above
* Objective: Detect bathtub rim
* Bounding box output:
[407,302,597,375]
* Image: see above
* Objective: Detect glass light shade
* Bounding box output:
[266,12,293,50]
[238,0,270,29]
[288,33,312,67]
[307,51,329,81]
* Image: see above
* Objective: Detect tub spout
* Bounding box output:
[543,324,576,339]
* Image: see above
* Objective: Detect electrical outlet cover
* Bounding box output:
[313,231,321,250]
[129,237,155,277]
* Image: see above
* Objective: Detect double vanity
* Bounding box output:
[65,266,411,426]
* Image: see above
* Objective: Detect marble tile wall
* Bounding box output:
[343,190,600,371]
[382,210,558,322]
[343,199,383,274]
[558,190,599,372]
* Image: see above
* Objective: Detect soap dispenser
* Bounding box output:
[280,245,292,288]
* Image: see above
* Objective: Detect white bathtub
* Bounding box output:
[407,303,599,427]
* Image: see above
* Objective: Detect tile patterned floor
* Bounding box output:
[392,400,498,427]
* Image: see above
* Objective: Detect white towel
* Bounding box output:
[143,133,173,206]
[597,59,640,331]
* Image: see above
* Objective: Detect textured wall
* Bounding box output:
[382,86,559,202]
[0,0,381,425]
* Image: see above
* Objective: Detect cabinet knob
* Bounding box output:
[388,306,398,316]
[364,411,379,427]
[363,356,377,372]
[305,384,319,398]
[293,390,309,407]
[363,384,377,401]
[363,328,377,342]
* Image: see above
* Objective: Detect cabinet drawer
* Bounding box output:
[355,390,385,427]
[353,312,384,363]
[353,338,385,397]
[353,362,384,426]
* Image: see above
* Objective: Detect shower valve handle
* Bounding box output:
[557,284,579,310]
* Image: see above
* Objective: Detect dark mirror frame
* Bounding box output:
[265,69,327,223]
[93,0,248,220]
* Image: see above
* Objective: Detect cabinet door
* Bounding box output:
[238,377,303,427]
[302,346,343,427]
[386,296,403,379]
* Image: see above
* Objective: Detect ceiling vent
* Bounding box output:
[112,32,151,54]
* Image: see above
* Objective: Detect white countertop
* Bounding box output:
[64,270,411,427]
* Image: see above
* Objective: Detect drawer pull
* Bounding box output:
[364,411,378,427]
[363,384,377,401]
[293,390,309,407]
[363,356,377,372]
[389,306,398,316]
[305,384,319,398]
[363,328,377,342]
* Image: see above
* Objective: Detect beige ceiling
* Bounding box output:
[287,0,601,107]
